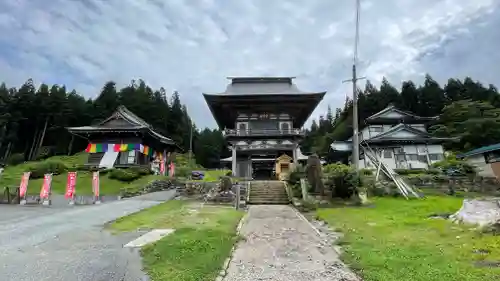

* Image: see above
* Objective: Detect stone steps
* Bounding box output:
[248,181,290,205]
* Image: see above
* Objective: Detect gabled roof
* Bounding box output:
[369,124,431,140]
[67,106,176,146]
[457,143,500,159]
[97,105,151,128]
[363,124,456,144]
[367,105,438,121]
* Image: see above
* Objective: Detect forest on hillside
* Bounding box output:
[1,74,499,168]
[303,75,500,159]
[0,79,228,168]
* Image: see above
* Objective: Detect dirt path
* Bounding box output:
[222,205,360,281]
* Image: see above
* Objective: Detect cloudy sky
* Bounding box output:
[0,0,499,128]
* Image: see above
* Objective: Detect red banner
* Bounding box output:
[65,172,77,199]
[39,174,52,199]
[19,172,31,198]
[160,160,165,175]
[169,162,175,177]
[92,171,100,197]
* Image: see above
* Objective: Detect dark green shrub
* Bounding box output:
[176,166,192,178]
[29,160,68,179]
[360,168,373,176]
[129,166,152,176]
[431,153,476,175]
[34,147,53,161]
[220,176,232,191]
[6,153,25,166]
[109,168,141,182]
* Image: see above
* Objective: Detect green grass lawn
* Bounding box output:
[0,153,166,195]
[316,196,500,281]
[109,200,244,281]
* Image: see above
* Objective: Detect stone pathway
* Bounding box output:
[223,205,360,281]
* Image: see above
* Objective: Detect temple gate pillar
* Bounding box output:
[232,145,237,177]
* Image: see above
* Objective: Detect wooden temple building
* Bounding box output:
[203,77,326,179]
[67,106,179,169]
[331,105,453,169]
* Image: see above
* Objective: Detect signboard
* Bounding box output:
[65,172,77,199]
[19,172,31,198]
[40,174,52,199]
[92,171,100,197]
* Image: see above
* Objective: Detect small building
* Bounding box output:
[457,143,500,177]
[331,105,453,170]
[67,106,179,169]
[204,77,325,179]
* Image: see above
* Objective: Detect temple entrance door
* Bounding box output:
[252,160,274,179]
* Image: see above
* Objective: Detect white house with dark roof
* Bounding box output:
[331,105,454,170]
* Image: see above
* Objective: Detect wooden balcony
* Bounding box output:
[223,128,305,138]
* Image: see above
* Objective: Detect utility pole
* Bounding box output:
[342,0,365,171]
[188,117,193,165]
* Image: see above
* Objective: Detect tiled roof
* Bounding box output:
[457,143,500,158]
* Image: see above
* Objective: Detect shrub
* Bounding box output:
[109,168,141,182]
[34,146,54,161]
[431,154,476,175]
[175,166,192,178]
[220,176,232,191]
[360,168,373,176]
[323,163,362,199]
[6,153,25,166]
[129,166,152,176]
[29,160,68,179]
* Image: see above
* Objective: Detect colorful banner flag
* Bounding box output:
[92,171,100,197]
[40,174,52,199]
[19,172,31,198]
[160,159,165,175]
[169,162,175,177]
[86,143,155,156]
[65,172,77,199]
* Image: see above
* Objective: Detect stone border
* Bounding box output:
[291,206,324,238]
[215,211,249,281]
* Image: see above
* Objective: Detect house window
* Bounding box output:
[383,150,392,159]
[407,154,418,161]
[237,122,248,135]
[418,155,427,163]
[280,122,291,133]
[429,154,444,161]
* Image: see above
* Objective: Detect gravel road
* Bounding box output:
[223,205,361,281]
[0,190,176,281]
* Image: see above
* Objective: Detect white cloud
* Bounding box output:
[0,0,498,128]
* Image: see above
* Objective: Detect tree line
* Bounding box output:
[2,74,499,168]
[303,75,500,158]
[0,79,228,168]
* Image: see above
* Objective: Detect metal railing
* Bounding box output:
[223,128,305,137]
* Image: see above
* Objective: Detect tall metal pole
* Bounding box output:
[343,0,364,171]
[352,65,360,171]
[188,118,193,164]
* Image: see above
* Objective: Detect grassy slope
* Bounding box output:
[0,153,165,195]
[317,196,500,281]
[109,200,243,281]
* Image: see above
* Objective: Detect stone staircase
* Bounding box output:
[248,181,290,205]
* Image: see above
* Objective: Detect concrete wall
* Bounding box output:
[466,154,494,177]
